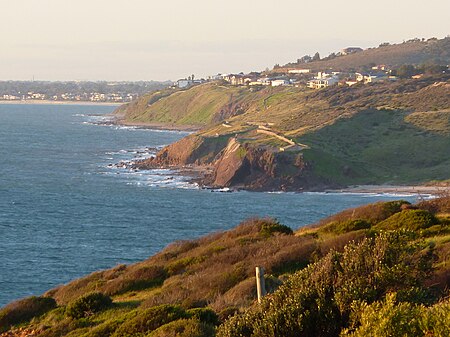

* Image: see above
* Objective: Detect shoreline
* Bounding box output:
[113,117,201,132]
[0,100,122,106]
[111,116,449,196]
[327,184,449,196]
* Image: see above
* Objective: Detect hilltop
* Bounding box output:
[1,196,449,336]
[278,37,450,72]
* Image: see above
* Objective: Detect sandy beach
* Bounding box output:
[329,184,449,196]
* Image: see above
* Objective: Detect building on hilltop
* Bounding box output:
[288,69,311,74]
[355,72,388,84]
[341,47,363,55]
[271,79,290,87]
[177,79,193,88]
[307,72,339,89]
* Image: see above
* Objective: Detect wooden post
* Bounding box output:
[255,266,266,303]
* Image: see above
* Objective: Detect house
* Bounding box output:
[288,69,311,74]
[345,80,358,86]
[307,72,339,89]
[271,79,290,87]
[341,47,363,55]
[371,64,388,71]
[177,79,193,88]
[356,72,387,84]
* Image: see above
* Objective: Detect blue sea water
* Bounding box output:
[0,104,420,306]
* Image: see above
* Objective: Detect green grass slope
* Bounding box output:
[115,83,264,127]
[1,197,449,336]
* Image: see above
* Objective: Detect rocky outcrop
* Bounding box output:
[204,138,334,191]
[133,135,339,191]
[133,134,229,169]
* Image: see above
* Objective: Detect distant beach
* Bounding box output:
[329,184,449,196]
[0,100,122,106]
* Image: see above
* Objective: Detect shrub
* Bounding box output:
[316,200,411,226]
[342,293,423,337]
[147,318,215,337]
[0,296,57,332]
[166,257,205,276]
[103,265,167,295]
[111,304,188,337]
[416,195,450,214]
[187,308,219,326]
[217,307,238,323]
[65,292,112,319]
[259,220,293,237]
[320,219,371,234]
[376,209,438,231]
[217,232,435,337]
[420,298,450,337]
[343,294,450,337]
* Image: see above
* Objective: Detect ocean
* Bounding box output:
[0,104,419,306]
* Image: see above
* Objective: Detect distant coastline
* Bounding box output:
[0,100,122,106]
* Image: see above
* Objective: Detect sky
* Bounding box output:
[0,0,449,81]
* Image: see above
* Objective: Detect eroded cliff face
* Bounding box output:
[134,135,338,191]
[204,138,336,191]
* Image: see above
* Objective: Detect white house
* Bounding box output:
[288,69,311,74]
[355,72,387,84]
[271,79,290,87]
[307,72,339,89]
[177,79,192,88]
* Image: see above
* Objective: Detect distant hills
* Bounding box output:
[279,37,450,72]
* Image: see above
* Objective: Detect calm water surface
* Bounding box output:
[0,104,418,306]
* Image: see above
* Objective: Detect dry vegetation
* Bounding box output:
[1,197,449,336]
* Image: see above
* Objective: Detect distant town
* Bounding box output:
[175,42,449,90]
[2,42,448,105]
[175,47,449,91]
[0,81,169,103]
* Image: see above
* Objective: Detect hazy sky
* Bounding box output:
[1,0,449,81]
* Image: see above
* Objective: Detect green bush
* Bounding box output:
[420,299,450,337]
[217,232,435,337]
[65,292,112,319]
[111,304,188,337]
[381,200,411,217]
[342,294,450,337]
[217,307,238,323]
[147,318,215,337]
[0,296,56,332]
[342,293,423,337]
[321,219,371,234]
[376,209,438,231]
[259,220,293,237]
[186,308,219,326]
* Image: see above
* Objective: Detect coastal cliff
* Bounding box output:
[133,134,339,191]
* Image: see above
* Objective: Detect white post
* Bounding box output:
[255,266,266,303]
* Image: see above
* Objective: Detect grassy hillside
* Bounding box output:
[1,197,449,336]
[139,75,450,189]
[115,83,265,127]
[279,37,450,72]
